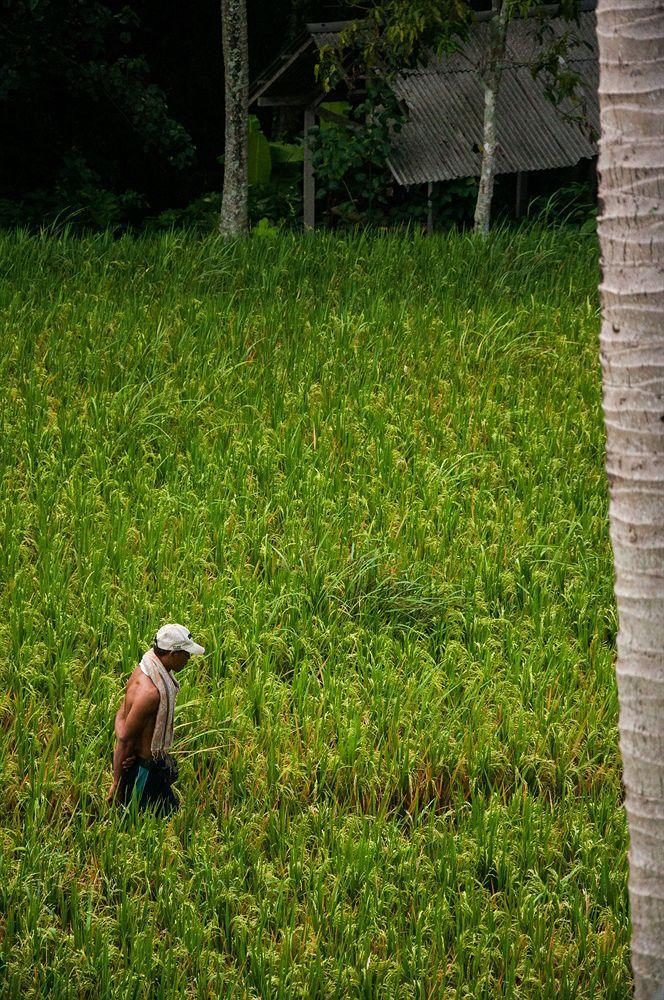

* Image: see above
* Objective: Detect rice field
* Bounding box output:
[0,226,628,998]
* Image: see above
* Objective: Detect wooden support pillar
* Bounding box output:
[426,181,434,235]
[515,171,528,219]
[303,107,315,230]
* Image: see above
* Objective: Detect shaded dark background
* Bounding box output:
[0,0,595,229]
[0,0,331,225]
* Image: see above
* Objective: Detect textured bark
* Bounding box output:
[596,2,664,996]
[473,0,509,235]
[303,107,316,229]
[220,0,248,237]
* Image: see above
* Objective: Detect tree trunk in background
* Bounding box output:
[220,0,248,237]
[596,2,664,996]
[473,0,509,234]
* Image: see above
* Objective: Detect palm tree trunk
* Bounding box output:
[220,0,248,237]
[473,0,509,235]
[596,2,664,996]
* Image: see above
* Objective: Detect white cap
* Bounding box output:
[155,623,205,655]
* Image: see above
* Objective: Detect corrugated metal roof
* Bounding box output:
[309,11,599,184]
[312,31,341,50]
[309,8,597,64]
[308,21,353,51]
[414,10,597,73]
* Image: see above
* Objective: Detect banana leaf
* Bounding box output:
[269,141,304,165]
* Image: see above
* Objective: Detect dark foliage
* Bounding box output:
[0,0,333,228]
[0,1,199,226]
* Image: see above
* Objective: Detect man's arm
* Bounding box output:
[108,690,159,803]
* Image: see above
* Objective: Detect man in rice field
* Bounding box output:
[108,623,205,815]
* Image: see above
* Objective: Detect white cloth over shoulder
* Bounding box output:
[139,648,180,757]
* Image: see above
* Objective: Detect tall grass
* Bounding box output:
[0,225,627,997]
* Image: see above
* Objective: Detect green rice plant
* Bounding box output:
[0,223,628,998]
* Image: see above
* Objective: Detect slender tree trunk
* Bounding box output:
[220,0,248,237]
[596,2,664,997]
[473,0,509,235]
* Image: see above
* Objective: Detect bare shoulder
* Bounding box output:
[135,673,161,708]
[126,668,160,712]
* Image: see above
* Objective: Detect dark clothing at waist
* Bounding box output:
[118,754,179,816]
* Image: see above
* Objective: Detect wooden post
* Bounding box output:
[426,181,434,234]
[515,171,528,219]
[303,107,315,230]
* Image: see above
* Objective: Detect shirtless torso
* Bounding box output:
[108,667,160,803]
[114,667,159,757]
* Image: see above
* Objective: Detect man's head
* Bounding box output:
[153,623,205,673]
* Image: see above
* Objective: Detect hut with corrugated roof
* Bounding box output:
[250,3,599,229]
